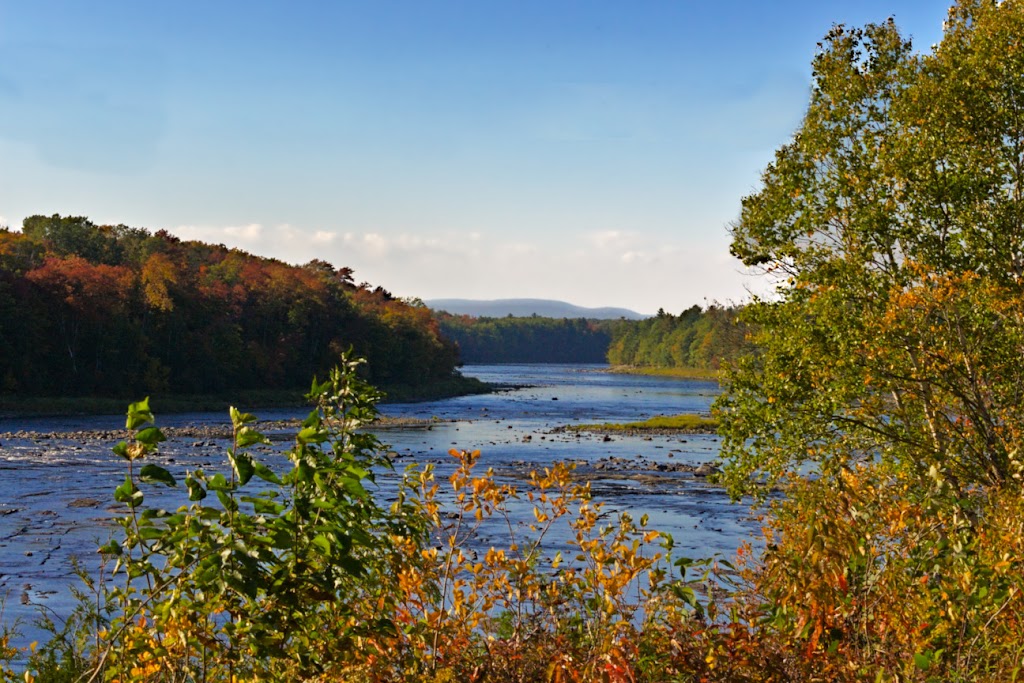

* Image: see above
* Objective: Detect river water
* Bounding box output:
[0,364,760,647]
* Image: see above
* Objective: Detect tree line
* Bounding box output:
[605,304,748,370]
[0,215,461,398]
[433,312,613,363]
[434,305,750,372]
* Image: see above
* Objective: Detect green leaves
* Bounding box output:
[229,450,255,486]
[252,460,281,484]
[125,397,155,430]
[234,425,267,449]
[96,354,420,680]
[139,464,176,487]
[135,426,165,446]
[229,405,257,428]
[114,475,142,508]
[185,473,207,501]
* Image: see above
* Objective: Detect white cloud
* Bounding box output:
[589,229,637,251]
[222,223,263,241]
[172,222,265,244]
[160,221,756,313]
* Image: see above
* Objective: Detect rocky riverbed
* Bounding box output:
[0,415,448,445]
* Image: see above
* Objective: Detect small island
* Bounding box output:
[554,412,718,436]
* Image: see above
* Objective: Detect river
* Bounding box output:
[0,363,760,648]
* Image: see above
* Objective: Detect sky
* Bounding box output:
[0,1,951,314]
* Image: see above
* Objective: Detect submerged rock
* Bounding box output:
[694,463,721,478]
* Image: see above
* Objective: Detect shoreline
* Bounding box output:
[554,424,718,437]
[605,365,721,381]
[0,375,494,420]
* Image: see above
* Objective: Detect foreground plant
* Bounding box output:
[13,353,426,682]
[369,450,693,682]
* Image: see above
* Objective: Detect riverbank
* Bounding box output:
[605,365,721,381]
[0,374,492,419]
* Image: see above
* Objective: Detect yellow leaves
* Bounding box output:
[140,252,179,312]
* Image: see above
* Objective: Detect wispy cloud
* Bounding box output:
[161,222,755,313]
[223,223,263,241]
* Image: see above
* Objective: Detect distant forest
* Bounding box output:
[434,305,748,369]
[434,312,613,363]
[606,305,748,370]
[0,215,461,397]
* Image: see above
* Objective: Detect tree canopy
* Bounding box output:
[718,0,1024,497]
[714,3,1024,676]
[0,215,461,398]
[605,304,748,371]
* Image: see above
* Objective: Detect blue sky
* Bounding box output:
[0,1,950,313]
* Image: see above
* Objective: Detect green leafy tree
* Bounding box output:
[718,2,1024,497]
[22,215,121,264]
[716,2,1024,678]
[605,304,746,371]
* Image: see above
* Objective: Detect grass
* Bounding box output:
[606,365,722,381]
[567,413,719,433]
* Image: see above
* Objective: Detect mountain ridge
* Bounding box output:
[426,298,649,320]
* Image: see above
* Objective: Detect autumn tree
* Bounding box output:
[25,256,139,392]
[1,217,466,398]
[719,2,1024,496]
[716,2,1024,678]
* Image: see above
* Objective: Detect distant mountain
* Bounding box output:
[426,298,649,320]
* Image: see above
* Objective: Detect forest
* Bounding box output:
[0,215,466,400]
[433,312,613,363]
[605,304,748,370]
[433,305,748,371]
